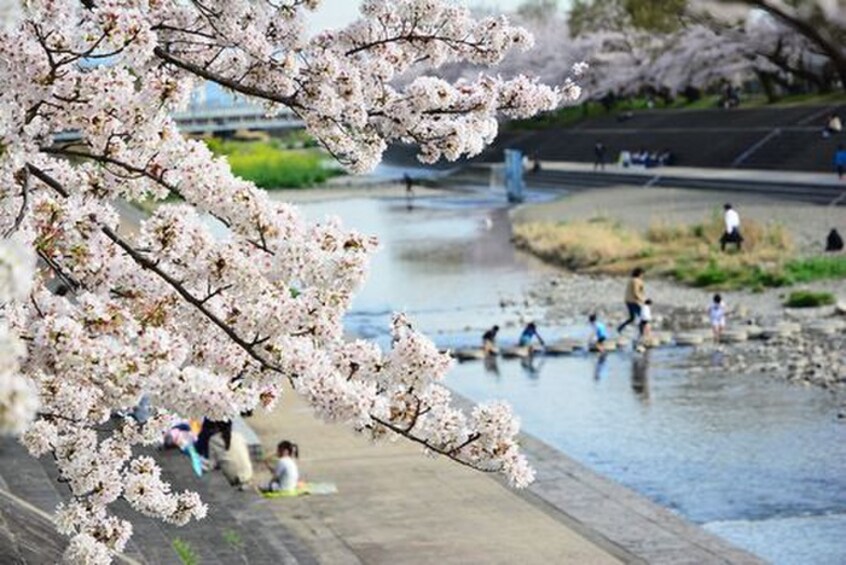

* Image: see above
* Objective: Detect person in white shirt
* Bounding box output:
[264,440,299,493]
[708,294,727,343]
[720,203,743,252]
[638,298,653,341]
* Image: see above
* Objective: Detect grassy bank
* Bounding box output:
[513,216,846,291]
[205,138,341,189]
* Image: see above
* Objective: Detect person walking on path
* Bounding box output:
[593,141,606,171]
[617,268,645,334]
[403,173,414,210]
[720,203,743,252]
[835,145,846,180]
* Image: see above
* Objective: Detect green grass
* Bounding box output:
[784,256,846,282]
[172,538,199,565]
[205,138,342,189]
[784,290,836,308]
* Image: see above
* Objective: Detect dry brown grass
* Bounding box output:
[513,215,797,288]
[512,220,647,270]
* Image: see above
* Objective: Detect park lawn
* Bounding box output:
[205,138,342,189]
[512,216,846,291]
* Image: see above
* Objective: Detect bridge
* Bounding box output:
[53,82,304,141]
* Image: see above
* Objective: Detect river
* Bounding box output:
[281,189,846,565]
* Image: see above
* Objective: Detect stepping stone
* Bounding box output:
[762,322,800,339]
[745,325,765,339]
[720,329,748,343]
[544,342,575,356]
[590,341,617,352]
[803,320,843,335]
[501,346,532,359]
[651,331,672,345]
[556,337,585,351]
[640,336,662,348]
[675,332,705,346]
[616,337,632,349]
[452,348,487,361]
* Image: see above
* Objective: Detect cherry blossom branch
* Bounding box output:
[370,416,496,474]
[152,46,302,109]
[3,167,30,238]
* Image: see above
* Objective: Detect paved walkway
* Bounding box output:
[246,386,627,565]
[247,387,764,564]
[535,161,845,187]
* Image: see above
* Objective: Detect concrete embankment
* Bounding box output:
[247,385,763,564]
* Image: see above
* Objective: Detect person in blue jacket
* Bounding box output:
[589,314,608,352]
[518,322,545,348]
[835,144,846,179]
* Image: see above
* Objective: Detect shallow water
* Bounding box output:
[286,192,846,565]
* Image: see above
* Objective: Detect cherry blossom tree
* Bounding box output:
[718,0,846,90]
[0,1,582,562]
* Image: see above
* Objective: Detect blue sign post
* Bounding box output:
[504,148,525,203]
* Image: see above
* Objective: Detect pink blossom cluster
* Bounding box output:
[0,1,567,562]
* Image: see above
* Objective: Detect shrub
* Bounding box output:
[784,290,836,308]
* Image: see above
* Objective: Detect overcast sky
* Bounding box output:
[307,1,571,31]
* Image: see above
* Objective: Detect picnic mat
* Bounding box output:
[261,482,338,498]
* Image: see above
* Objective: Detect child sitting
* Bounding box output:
[708,294,727,343]
[588,314,608,352]
[263,440,299,493]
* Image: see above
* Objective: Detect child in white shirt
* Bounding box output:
[708,294,727,343]
[639,298,653,341]
[264,440,299,493]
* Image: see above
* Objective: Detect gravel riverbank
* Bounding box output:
[507,186,846,397]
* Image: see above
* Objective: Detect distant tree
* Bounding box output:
[517,0,561,21]
[717,0,846,90]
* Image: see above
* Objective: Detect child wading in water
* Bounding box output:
[639,299,653,341]
[708,294,727,343]
[263,440,300,493]
[589,314,608,352]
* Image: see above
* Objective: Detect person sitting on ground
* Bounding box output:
[618,267,645,334]
[482,325,500,355]
[720,203,743,252]
[708,294,727,343]
[589,314,608,353]
[263,440,300,494]
[639,299,653,341]
[206,420,254,489]
[658,149,674,166]
[823,113,843,138]
[826,228,844,252]
[518,322,545,349]
[835,145,846,179]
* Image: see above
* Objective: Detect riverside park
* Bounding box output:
[0,1,845,564]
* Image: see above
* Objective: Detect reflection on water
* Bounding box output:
[285,193,845,565]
